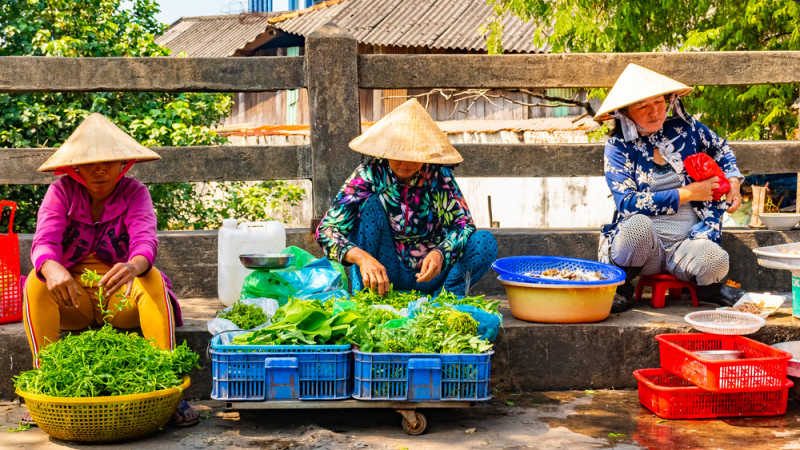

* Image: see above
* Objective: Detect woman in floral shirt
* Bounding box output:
[316,99,497,296]
[595,64,745,311]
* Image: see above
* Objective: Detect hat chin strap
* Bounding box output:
[54,160,135,187]
[611,110,646,142]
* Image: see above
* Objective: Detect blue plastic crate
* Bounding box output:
[352,350,493,401]
[210,332,352,401]
[492,255,625,286]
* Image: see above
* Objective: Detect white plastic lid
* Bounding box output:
[222,218,238,228]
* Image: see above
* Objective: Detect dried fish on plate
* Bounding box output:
[524,268,607,281]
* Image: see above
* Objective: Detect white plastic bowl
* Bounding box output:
[684,310,766,335]
[758,213,800,230]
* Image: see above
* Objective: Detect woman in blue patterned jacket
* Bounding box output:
[595,64,745,312]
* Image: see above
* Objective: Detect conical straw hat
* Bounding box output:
[349,99,462,164]
[38,113,161,172]
[594,64,694,122]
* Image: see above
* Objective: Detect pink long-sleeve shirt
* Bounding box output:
[32,176,158,274]
[30,176,182,325]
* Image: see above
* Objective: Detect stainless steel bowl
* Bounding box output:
[693,350,745,361]
[239,254,293,269]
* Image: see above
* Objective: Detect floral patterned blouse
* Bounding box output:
[315,159,476,270]
[601,115,742,257]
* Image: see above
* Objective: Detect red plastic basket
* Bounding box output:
[634,368,792,419]
[0,201,22,325]
[656,333,791,392]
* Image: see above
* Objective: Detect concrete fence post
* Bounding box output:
[305,23,362,229]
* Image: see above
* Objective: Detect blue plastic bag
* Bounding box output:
[282,258,345,298]
[451,304,502,341]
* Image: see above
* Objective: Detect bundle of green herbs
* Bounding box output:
[356,303,492,354]
[14,268,199,397]
[14,325,199,397]
[218,301,270,330]
[351,287,500,316]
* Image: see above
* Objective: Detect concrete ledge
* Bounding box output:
[17,227,800,299]
[3,296,800,400]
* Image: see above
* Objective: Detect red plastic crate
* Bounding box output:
[0,201,22,325]
[634,368,792,419]
[656,333,791,392]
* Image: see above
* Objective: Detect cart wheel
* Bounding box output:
[400,411,427,435]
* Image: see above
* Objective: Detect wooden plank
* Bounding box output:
[452,141,800,177]
[0,56,305,93]
[1,141,796,184]
[359,52,800,89]
[0,146,311,184]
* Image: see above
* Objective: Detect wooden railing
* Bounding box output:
[2,24,800,223]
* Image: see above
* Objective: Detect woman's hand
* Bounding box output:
[726,180,743,213]
[678,176,719,203]
[99,255,149,299]
[345,247,390,295]
[40,259,80,308]
[415,250,443,283]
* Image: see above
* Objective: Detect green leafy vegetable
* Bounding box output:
[14,325,199,397]
[80,269,130,321]
[232,299,362,346]
[218,301,269,330]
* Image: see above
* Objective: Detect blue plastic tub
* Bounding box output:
[492,255,625,286]
[352,350,493,401]
[210,332,352,401]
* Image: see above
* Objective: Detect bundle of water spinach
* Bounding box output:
[14,324,199,397]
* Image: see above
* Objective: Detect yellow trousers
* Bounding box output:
[23,256,175,366]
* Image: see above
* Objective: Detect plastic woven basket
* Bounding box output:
[491,256,625,286]
[17,376,189,443]
[210,332,351,401]
[0,201,22,325]
[634,368,791,419]
[352,350,493,401]
[684,310,766,335]
[656,333,792,392]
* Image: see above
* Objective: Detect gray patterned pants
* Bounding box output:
[610,215,728,286]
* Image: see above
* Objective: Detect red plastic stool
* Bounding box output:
[634,273,699,308]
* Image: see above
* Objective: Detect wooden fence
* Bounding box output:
[2,24,800,223]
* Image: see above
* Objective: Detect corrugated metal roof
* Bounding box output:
[156,0,543,56]
[270,0,543,53]
[155,13,281,57]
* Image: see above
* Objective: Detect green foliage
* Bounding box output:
[0,0,288,232]
[485,0,800,139]
[150,180,306,230]
[13,324,199,397]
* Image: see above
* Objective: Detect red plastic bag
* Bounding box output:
[683,153,730,201]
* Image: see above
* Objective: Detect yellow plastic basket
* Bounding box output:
[16,376,190,443]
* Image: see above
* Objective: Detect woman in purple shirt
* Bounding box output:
[22,113,196,426]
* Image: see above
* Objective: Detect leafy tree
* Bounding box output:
[151,181,306,230]
[485,0,800,140]
[0,0,303,232]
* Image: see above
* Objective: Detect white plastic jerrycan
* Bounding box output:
[218,219,286,306]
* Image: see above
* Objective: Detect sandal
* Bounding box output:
[170,400,200,428]
[20,410,37,427]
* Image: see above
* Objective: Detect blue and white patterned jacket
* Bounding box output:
[601,115,742,256]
